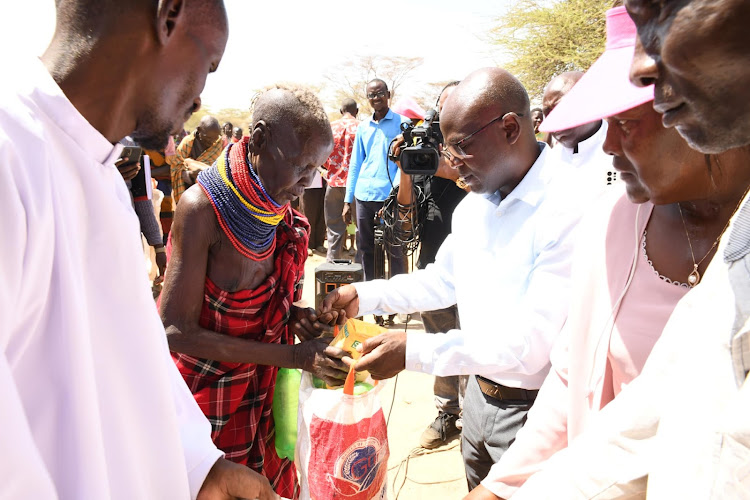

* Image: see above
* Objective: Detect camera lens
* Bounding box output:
[413,153,432,167]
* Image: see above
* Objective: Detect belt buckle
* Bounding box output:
[479,377,503,401]
[491,384,502,400]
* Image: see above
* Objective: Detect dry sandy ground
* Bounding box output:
[300,250,469,499]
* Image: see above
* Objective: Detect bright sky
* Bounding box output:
[4,0,511,112]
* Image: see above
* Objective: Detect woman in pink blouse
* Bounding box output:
[468,6,750,500]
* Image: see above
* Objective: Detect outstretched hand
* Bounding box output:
[346,332,407,380]
[290,305,337,342]
[197,458,279,500]
[294,337,349,387]
[317,284,359,326]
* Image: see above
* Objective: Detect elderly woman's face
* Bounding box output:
[603,102,711,205]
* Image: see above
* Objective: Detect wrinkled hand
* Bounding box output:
[116,157,141,181]
[293,337,349,387]
[290,305,336,342]
[318,284,358,326]
[197,458,279,500]
[346,332,406,380]
[463,484,503,500]
[342,202,352,225]
[155,250,167,283]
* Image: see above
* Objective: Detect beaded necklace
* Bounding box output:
[198,138,287,261]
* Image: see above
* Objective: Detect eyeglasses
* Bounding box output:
[441,112,524,162]
[367,90,387,100]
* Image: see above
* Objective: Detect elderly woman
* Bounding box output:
[468,6,750,499]
[160,84,349,499]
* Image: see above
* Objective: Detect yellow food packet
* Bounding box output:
[329,318,386,384]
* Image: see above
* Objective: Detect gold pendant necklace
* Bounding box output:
[678,203,719,288]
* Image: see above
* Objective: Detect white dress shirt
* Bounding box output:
[548,120,615,181]
[512,191,750,499]
[354,144,583,390]
[0,58,222,499]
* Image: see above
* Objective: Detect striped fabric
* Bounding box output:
[724,194,750,263]
[171,208,309,499]
[170,131,224,204]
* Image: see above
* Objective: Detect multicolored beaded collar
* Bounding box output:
[197,138,287,261]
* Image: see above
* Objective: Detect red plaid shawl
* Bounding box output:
[172,207,309,499]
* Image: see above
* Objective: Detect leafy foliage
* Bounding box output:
[490,0,612,100]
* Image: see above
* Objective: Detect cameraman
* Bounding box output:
[391,82,470,449]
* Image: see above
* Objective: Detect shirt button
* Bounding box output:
[496,211,503,217]
[414,363,423,371]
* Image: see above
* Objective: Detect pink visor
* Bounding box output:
[392,96,426,120]
[540,6,654,132]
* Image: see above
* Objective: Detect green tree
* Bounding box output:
[490,0,611,100]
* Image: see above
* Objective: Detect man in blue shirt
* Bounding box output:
[343,79,410,324]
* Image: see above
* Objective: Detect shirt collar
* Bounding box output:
[19,58,122,166]
[561,120,607,157]
[724,191,750,262]
[369,108,397,124]
[490,142,550,209]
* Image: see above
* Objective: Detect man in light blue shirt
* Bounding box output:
[343,79,410,322]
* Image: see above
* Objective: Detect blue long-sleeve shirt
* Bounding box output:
[345,109,409,203]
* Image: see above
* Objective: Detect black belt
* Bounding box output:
[476,376,538,402]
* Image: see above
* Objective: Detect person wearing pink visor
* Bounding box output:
[391,96,426,124]
[466,6,750,499]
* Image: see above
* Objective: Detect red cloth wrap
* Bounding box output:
[172,207,309,499]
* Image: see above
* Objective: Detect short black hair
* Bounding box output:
[436,81,461,107]
[198,115,220,131]
[341,98,358,115]
[55,0,226,41]
[367,78,388,92]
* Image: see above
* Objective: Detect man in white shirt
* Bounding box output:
[0,0,277,498]
[319,67,583,489]
[542,71,616,190]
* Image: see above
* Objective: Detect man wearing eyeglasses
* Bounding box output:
[343,79,411,325]
[321,67,585,489]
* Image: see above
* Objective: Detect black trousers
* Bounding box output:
[354,198,406,282]
[301,187,326,249]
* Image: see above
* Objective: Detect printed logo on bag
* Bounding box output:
[338,437,381,491]
[308,410,389,499]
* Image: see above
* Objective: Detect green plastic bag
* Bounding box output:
[273,368,302,460]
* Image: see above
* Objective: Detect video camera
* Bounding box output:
[392,108,443,175]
